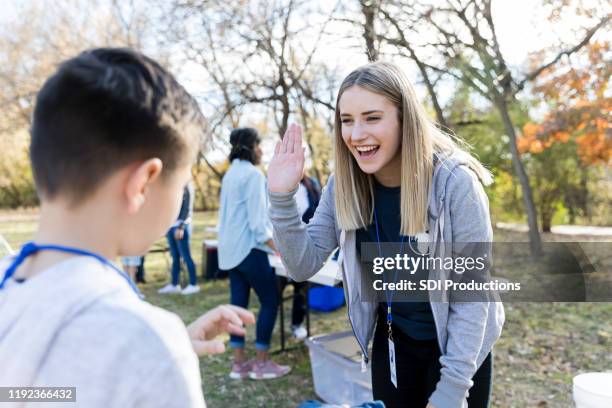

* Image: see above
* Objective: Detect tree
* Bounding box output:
[445,81,533,224]
[336,0,452,128]
[301,113,334,184]
[359,0,381,61]
[164,0,340,188]
[521,41,611,167]
[165,0,338,135]
[376,0,609,255]
[518,40,611,229]
[0,0,160,208]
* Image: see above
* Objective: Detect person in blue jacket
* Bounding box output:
[217,127,291,380]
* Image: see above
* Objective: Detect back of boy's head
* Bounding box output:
[30,48,205,205]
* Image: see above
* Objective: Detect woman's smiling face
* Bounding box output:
[339,85,402,186]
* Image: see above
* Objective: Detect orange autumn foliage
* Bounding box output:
[519,41,611,165]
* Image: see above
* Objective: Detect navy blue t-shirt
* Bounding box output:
[356,179,437,341]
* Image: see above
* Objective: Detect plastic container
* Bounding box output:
[308,286,345,312]
[305,331,372,405]
[573,372,612,408]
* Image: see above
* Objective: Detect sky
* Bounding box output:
[0,0,605,161]
[1,0,597,82]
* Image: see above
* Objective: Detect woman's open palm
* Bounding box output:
[268,123,305,193]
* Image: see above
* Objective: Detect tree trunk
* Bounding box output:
[566,197,576,225]
[540,198,553,233]
[579,167,590,221]
[495,96,542,256]
[360,0,379,61]
[541,213,552,232]
[279,90,290,139]
[413,59,449,130]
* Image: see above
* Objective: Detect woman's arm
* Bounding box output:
[267,124,338,281]
[269,176,338,281]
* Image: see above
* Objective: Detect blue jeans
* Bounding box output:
[228,249,279,350]
[166,225,197,286]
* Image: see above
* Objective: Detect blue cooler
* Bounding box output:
[308,286,345,312]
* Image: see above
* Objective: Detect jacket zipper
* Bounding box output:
[345,278,369,368]
[429,214,446,354]
[340,232,369,368]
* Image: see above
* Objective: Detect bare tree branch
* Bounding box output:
[516,15,610,91]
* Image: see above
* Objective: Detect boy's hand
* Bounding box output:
[268,123,305,193]
[187,305,255,356]
[174,227,185,240]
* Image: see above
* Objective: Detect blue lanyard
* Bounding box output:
[0,241,143,299]
[373,209,405,329]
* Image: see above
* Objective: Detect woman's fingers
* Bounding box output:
[293,125,302,156]
[281,125,291,154]
[275,123,303,157]
[300,147,306,178]
[287,124,294,154]
[267,123,305,193]
[286,123,295,154]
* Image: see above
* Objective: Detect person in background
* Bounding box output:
[121,256,142,282]
[280,173,321,340]
[135,255,146,283]
[217,127,290,380]
[158,182,200,295]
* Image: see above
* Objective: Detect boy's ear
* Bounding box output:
[125,158,163,214]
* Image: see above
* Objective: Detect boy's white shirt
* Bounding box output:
[0,256,206,408]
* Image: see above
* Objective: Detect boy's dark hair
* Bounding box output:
[30,47,206,204]
[228,128,260,164]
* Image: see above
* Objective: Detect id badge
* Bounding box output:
[388,338,397,388]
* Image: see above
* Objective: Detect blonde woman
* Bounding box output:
[267,62,504,408]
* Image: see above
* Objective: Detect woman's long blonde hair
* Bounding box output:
[334,61,492,235]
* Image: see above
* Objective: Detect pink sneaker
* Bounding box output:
[249,359,291,380]
[229,359,253,380]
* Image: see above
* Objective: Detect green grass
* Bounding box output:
[0,210,610,407]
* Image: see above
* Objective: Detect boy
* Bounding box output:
[0,48,254,407]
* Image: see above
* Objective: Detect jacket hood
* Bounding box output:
[428,152,471,220]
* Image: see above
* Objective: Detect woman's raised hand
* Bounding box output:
[267,123,305,193]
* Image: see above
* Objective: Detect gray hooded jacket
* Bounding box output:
[269,154,504,408]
